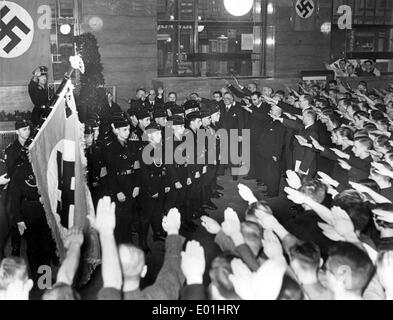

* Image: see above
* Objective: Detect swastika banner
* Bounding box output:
[0,0,52,86]
[29,81,101,285]
[292,0,318,31]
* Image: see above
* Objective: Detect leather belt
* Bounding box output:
[116,169,135,176]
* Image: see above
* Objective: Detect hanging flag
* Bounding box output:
[292,0,318,31]
[29,79,100,285]
[0,0,52,85]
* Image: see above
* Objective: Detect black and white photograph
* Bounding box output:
[1,0,393,305]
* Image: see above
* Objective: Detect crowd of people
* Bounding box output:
[1,65,393,300]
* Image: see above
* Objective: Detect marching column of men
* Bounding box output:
[80,97,227,253]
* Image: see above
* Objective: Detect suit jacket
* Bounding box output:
[258,120,286,160]
[219,102,245,136]
[283,119,319,175]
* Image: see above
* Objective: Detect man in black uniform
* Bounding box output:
[0,161,10,260]
[200,108,218,210]
[103,117,141,244]
[5,120,31,178]
[4,119,31,256]
[165,115,196,232]
[185,111,207,218]
[28,66,50,128]
[84,123,106,208]
[139,122,169,252]
[99,91,123,135]
[8,147,56,288]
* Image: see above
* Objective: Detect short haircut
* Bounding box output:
[251,91,262,98]
[0,257,28,290]
[299,180,327,204]
[327,242,374,293]
[374,135,392,150]
[302,95,314,105]
[168,91,177,97]
[118,244,146,279]
[289,242,321,272]
[333,190,371,232]
[353,110,368,119]
[354,136,373,151]
[136,88,146,94]
[224,92,234,99]
[209,253,240,300]
[336,127,354,140]
[245,200,273,222]
[213,91,222,97]
[241,221,263,250]
[303,109,316,122]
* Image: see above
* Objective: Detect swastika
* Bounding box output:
[0,5,31,53]
[56,151,75,229]
[0,2,34,58]
[296,0,315,19]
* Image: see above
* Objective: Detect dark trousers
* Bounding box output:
[260,157,282,197]
[23,219,55,283]
[113,197,135,244]
[139,191,165,246]
[0,195,8,261]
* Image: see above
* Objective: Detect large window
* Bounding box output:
[157,0,264,77]
[50,0,80,82]
[331,0,393,73]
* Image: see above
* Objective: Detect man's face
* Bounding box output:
[190,94,199,101]
[191,118,202,129]
[262,87,272,97]
[357,84,367,93]
[116,126,130,140]
[270,105,282,118]
[202,117,211,127]
[352,141,366,157]
[339,61,346,70]
[223,94,234,105]
[247,83,257,93]
[299,96,309,109]
[328,82,337,90]
[364,62,373,72]
[251,95,261,106]
[140,117,151,129]
[149,90,156,101]
[155,117,167,127]
[38,75,47,86]
[148,131,162,144]
[347,65,354,74]
[17,127,31,140]
[136,90,146,100]
[168,93,177,102]
[213,93,222,102]
[211,111,220,123]
[173,124,185,136]
[354,116,364,129]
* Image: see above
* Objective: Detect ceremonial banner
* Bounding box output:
[292,0,318,31]
[29,81,100,285]
[0,0,52,85]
